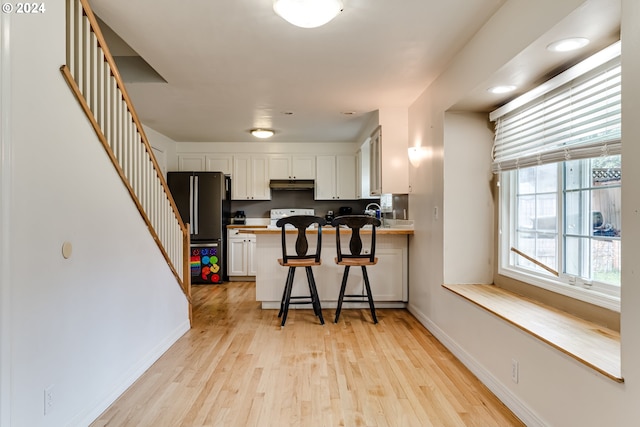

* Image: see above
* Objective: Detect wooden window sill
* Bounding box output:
[442,284,622,382]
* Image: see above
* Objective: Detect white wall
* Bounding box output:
[143,124,178,177]
[0,9,12,427]
[443,112,494,284]
[408,0,640,425]
[2,4,189,426]
[620,0,640,413]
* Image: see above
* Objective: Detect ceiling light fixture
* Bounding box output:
[546,37,590,52]
[487,85,517,94]
[273,0,343,29]
[250,129,275,138]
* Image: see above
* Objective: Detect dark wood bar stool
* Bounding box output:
[331,215,381,324]
[276,215,327,327]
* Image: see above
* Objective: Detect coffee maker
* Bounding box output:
[325,210,334,222]
[234,210,246,224]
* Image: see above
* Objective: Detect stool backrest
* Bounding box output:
[276,215,327,263]
[331,215,381,263]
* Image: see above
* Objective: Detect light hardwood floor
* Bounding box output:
[91,282,524,427]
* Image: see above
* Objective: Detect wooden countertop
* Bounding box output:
[231,226,414,235]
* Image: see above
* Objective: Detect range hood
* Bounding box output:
[269,179,315,190]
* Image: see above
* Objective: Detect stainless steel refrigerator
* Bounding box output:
[168,171,231,284]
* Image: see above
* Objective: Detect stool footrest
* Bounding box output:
[289,300,314,305]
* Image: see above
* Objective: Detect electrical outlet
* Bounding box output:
[44,385,54,415]
[511,359,519,383]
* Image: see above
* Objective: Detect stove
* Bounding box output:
[269,208,315,229]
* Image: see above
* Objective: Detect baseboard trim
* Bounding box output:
[407,303,548,427]
[72,319,191,426]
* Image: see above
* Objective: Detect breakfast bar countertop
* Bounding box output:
[232,226,414,235]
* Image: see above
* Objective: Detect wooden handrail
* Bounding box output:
[75,0,185,235]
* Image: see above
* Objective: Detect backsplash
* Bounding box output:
[231,190,408,220]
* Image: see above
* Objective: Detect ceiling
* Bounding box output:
[89,0,620,143]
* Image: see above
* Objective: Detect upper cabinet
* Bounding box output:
[357,142,377,199]
[269,155,316,180]
[177,154,233,175]
[315,154,356,200]
[369,126,382,196]
[368,108,409,195]
[205,155,233,175]
[178,154,206,171]
[232,155,271,200]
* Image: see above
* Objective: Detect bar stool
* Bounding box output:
[276,215,327,327]
[331,215,381,324]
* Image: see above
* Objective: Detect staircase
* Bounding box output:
[60,0,191,319]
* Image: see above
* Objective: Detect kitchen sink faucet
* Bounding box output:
[364,203,383,226]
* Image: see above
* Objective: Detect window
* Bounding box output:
[492,42,621,309]
[501,156,621,303]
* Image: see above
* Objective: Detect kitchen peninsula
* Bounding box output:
[241,226,413,309]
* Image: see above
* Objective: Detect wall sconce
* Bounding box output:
[408,146,426,167]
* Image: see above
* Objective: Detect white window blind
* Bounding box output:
[491,43,621,173]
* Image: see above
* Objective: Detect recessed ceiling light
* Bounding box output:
[250,129,275,138]
[547,37,590,52]
[487,85,517,94]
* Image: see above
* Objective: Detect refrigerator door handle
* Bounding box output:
[189,175,195,235]
[194,175,199,235]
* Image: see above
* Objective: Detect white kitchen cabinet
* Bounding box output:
[369,126,382,195]
[232,155,270,200]
[269,155,315,180]
[315,154,356,200]
[357,145,377,199]
[369,108,410,195]
[177,154,232,174]
[247,238,257,276]
[228,232,257,277]
[206,154,233,175]
[178,154,206,171]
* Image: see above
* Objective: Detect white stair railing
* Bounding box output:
[61,0,191,313]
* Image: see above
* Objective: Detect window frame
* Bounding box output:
[498,162,621,312]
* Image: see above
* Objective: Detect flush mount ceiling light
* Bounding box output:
[487,85,517,94]
[547,37,590,52]
[250,128,275,138]
[273,0,343,29]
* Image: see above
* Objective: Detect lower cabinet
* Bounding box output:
[228,234,257,277]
